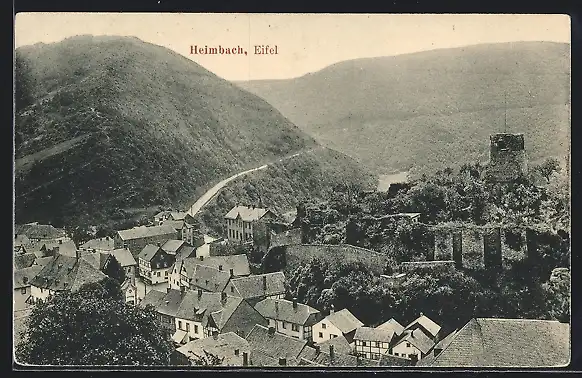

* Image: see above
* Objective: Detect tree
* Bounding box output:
[536,157,561,183]
[103,257,126,285]
[542,268,570,323]
[15,279,174,366]
[189,350,224,366]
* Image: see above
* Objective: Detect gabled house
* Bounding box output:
[254,298,323,342]
[138,288,186,336]
[168,245,197,290]
[29,253,108,304]
[189,265,232,293]
[138,244,176,285]
[223,272,286,306]
[298,343,380,367]
[114,224,178,257]
[197,254,252,277]
[313,307,364,345]
[224,205,277,243]
[178,254,251,291]
[194,235,220,258]
[154,210,187,225]
[415,328,459,366]
[418,318,570,367]
[245,324,311,366]
[173,332,252,366]
[83,251,116,273]
[15,223,70,244]
[107,248,138,277]
[318,334,354,355]
[79,236,115,253]
[353,326,396,360]
[403,313,442,343]
[40,239,78,258]
[161,239,188,256]
[14,252,37,270]
[14,265,43,310]
[181,214,205,247]
[390,328,435,362]
[173,290,267,344]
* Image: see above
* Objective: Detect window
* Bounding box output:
[234,349,239,356]
[178,321,183,330]
[409,354,416,359]
[282,322,287,329]
[186,323,190,332]
[231,286,234,293]
[319,332,323,338]
[165,271,168,276]
[406,342,411,348]
[157,272,161,277]
[321,323,326,329]
[291,324,299,332]
[21,288,27,294]
[362,341,367,346]
[195,325,199,333]
[394,353,399,357]
[331,334,338,339]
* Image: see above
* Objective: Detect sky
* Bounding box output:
[14,13,570,81]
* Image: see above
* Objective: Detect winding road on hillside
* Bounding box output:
[187,148,319,217]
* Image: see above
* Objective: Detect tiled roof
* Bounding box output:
[14,234,31,247]
[325,309,364,334]
[318,335,353,355]
[161,239,186,254]
[249,349,282,366]
[198,255,251,277]
[33,256,53,267]
[156,289,185,317]
[354,326,395,344]
[41,240,78,258]
[377,353,415,367]
[191,265,232,292]
[376,318,405,336]
[14,266,43,289]
[138,244,162,262]
[404,314,441,338]
[175,290,241,324]
[254,298,321,326]
[83,252,111,271]
[108,248,137,267]
[246,324,308,360]
[416,329,459,366]
[79,237,115,251]
[14,253,36,270]
[138,289,167,309]
[394,328,435,355]
[117,224,177,241]
[30,254,107,292]
[164,220,185,231]
[176,332,251,366]
[224,206,270,221]
[15,223,66,240]
[170,211,187,221]
[425,318,570,367]
[229,272,286,299]
[299,344,378,367]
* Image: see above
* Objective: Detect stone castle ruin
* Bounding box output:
[485,133,528,183]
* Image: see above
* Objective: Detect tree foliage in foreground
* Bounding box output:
[15,277,174,366]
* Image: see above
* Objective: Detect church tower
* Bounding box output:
[485,133,527,183]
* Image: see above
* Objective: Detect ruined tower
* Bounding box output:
[485,133,527,183]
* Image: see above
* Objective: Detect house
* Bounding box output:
[179,255,251,290]
[197,254,251,277]
[83,251,117,273]
[168,245,197,290]
[33,256,54,268]
[376,318,405,336]
[79,236,115,253]
[120,275,138,305]
[114,224,178,257]
[181,214,205,247]
[415,328,459,366]
[138,288,166,310]
[39,239,78,258]
[403,313,442,343]
[154,210,187,225]
[29,253,108,304]
[254,298,323,342]
[223,272,286,306]
[353,326,396,360]
[14,252,37,270]
[14,265,43,310]
[390,328,435,362]
[318,334,354,355]
[313,307,364,344]
[15,223,70,244]
[138,244,176,285]
[161,239,188,256]
[173,332,252,366]
[377,352,416,367]
[298,343,380,367]
[189,265,232,292]
[224,205,277,243]
[385,213,422,223]
[107,248,138,277]
[139,288,186,336]
[173,290,267,344]
[245,324,311,366]
[419,318,570,367]
[194,234,219,258]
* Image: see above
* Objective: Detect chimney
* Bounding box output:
[262,275,267,291]
[218,264,223,271]
[198,289,203,298]
[420,312,424,317]
[212,330,219,340]
[274,300,279,316]
[221,291,227,303]
[329,345,334,362]
[230,268,234,277]
[242,351,249,366]
[329,304,335,314]
[268,326,275,335]
[278,357,286,366]
[292,298,298,310]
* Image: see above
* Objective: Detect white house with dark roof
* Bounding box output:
[417,318,570,367]
[120,275,138,305]
[313,307,364,344]
[178,254,251,291]
[390,328,435,361]
[403,313,442,342]
[14,265,43,310]
[114,224,178,257]
[223,272,286,306]
[107,248,137,277]
[353,326,396,360]
[224,205,277,243]
[254,298,323,342]
[154,210,187,225]
[137,244,175,284]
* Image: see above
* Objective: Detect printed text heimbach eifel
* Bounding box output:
[190,45,278,56]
